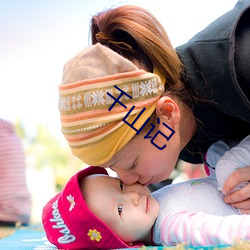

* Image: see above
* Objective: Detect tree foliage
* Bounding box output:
[14,120,85,191]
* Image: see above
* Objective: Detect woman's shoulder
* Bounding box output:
[176,0,250,123]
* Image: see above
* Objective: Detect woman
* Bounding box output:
[59,1,250,211]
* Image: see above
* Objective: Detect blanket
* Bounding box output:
[0,225,248,250]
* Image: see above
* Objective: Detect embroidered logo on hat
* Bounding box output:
[67,194,75,211]
[88,229,102,242]
[50,199,76,244]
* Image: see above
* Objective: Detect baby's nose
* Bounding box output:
[126,191,140,206]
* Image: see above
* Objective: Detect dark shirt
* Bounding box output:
[176,0,250,163]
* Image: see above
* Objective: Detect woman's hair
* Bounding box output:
[90,5,193,107]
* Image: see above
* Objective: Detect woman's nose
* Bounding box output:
[112,168,139,185]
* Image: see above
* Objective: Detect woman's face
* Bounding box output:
[100,123,182,186]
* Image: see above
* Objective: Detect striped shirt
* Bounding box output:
[0,119,31,224]
[152,135,250,246]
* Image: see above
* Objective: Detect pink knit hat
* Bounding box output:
[42,166,141,249]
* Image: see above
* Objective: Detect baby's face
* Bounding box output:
[84,174,160,244]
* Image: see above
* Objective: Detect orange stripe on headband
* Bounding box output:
[59,70,147,90]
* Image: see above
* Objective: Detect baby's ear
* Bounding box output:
[156,96,180,127]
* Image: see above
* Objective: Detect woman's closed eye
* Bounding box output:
[120,180,124,191]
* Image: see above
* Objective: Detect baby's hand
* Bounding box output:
[223,166,250,214]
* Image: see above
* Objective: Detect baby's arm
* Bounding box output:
[159,210,250,247]
[206,139,231,176]
[215,135,250,193]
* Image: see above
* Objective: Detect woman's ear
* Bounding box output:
[156,96,180,127]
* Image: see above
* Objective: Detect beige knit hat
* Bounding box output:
[59,43,165,165]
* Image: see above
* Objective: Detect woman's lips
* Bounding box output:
[143,177,154,186]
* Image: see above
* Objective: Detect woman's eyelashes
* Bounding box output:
[118,180,124,216]
[120,180,124,191]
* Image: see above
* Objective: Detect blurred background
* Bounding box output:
[0,0,238,223]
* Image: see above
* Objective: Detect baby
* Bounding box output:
[42,135,250,249]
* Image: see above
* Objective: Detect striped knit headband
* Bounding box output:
[59,43,165,165]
